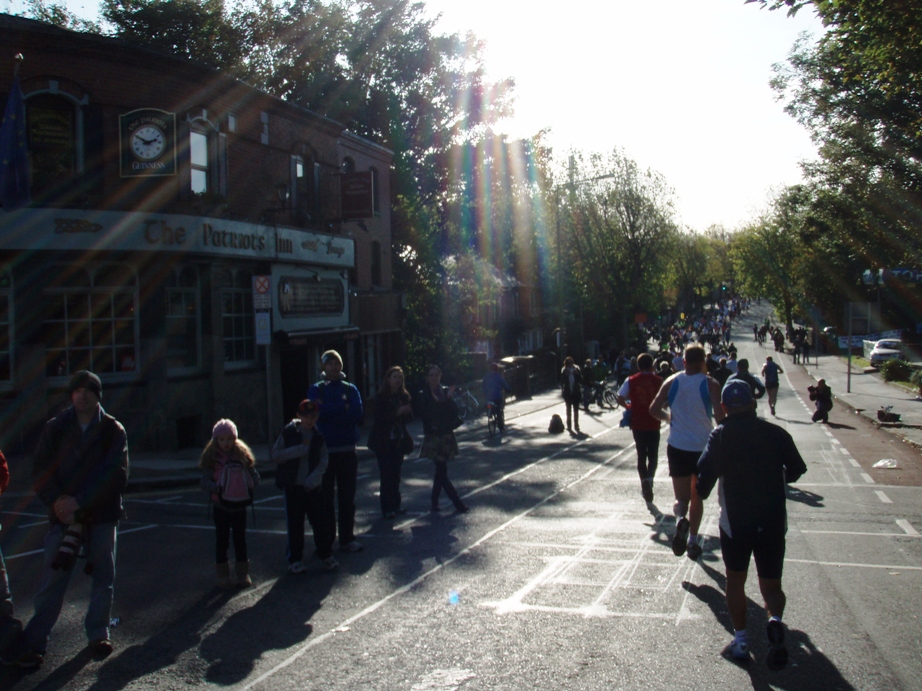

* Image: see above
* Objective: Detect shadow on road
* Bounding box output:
[786,488,824,507]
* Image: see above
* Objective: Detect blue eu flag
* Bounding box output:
[0,76,30,210]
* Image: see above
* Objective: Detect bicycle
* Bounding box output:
[485,400,505,437]
[454,387,480,420]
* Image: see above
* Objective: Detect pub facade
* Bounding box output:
[0,15,402,451]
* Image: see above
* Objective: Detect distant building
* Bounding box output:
[0,14,402,451]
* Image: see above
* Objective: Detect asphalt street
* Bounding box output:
[1,310,921,690]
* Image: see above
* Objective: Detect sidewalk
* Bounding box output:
[742,300,922,451]
[3,388,566,499]
[800,351,922,450]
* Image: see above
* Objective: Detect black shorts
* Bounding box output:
[719,522,786,579]
[666,445,702,477]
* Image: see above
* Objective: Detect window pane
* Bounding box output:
[70,349,91,372]
[92,347,114,374]
[190,131,208,167]
[113,292,134,320]
[114,320,134,346]
[91,293,111,319]
[117,347,136,372]
[191,169,208,195]
[47,350,67,377]
[45,294,66,322]
[67,294,89,321]
[92,319,113,347]
[71,323,90,349]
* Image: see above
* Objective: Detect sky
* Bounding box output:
[3,0,826,231]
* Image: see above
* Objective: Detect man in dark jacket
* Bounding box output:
[696,380,807,668]
[14,371,128,668]
[308,350,364,553]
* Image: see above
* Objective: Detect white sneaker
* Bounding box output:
[287,561,307,574]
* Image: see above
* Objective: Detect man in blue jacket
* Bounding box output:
[308,350,364,553]
[696,380,807,668]
[13,371,129,668]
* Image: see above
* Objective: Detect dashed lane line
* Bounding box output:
[896,519,920,536]
[875,491,892,504]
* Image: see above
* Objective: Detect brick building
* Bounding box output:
[0,15,403,452]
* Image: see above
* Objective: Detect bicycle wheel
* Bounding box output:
[457,401,469,419]
[488,411,497,437]
[603,389,618,409]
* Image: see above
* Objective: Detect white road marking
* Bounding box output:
[875,491,892,504]
[860,472,875,484]
[14,520,49,528]
[242,444,634,690]
[411,668,476,691]
[896,519,919,536]
[153,495,182,503]
[799,530,920,538]
[786,558,922,571]
[848,458,861,468]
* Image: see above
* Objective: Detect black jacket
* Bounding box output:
[33,406,129,524]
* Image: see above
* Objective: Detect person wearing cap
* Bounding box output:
[727,359,766,406]
[308,350,364,553]
[13,371,128,668]
[271,400,337,572]
[649,343,724,561]
[696,380,807,666]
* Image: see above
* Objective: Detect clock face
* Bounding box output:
[130,125,165,161]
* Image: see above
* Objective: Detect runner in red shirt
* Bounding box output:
[616,353,663,502]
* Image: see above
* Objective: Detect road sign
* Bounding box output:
[255,311,271,345]
[253,275,271,311]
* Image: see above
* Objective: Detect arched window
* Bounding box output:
[25,91,86,201]
[184,111,227,198]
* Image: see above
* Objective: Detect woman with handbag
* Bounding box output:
[418,365,469,514]
[368,366,414,519]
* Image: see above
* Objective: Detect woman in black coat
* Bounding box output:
[368,366,413,519]
[417,365,468,513]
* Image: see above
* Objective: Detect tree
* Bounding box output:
[562,149,678,349]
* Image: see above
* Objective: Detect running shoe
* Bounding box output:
[728,637,749,661]
[672,517,690,556]
[766,620,788,669]
[287,561,307,574]
[686,541,703,560]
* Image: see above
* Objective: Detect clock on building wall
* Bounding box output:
[119,109,177,178]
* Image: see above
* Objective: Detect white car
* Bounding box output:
[869,339,903,367]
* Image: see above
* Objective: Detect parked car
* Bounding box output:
[869,339,903,367]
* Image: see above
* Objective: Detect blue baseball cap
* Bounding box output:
[721,380,753,410]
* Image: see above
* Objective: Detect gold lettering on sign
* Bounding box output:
[324,239,345,257]
[54,219,103,234]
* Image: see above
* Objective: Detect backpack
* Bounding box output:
[548,414,565,434]
[217,461,254,508]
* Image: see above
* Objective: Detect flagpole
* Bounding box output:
[13,53,23,77]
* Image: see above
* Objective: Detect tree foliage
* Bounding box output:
[562,149,678,346]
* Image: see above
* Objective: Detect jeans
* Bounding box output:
[214,506,248,564]
[24,521,117,651]
[632,429,660,480]
[376,446,404,516]
[322,451,358,546]
[284,485,333,561]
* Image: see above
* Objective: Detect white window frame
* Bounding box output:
[221,270,257,369]
[44,263,139,383]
